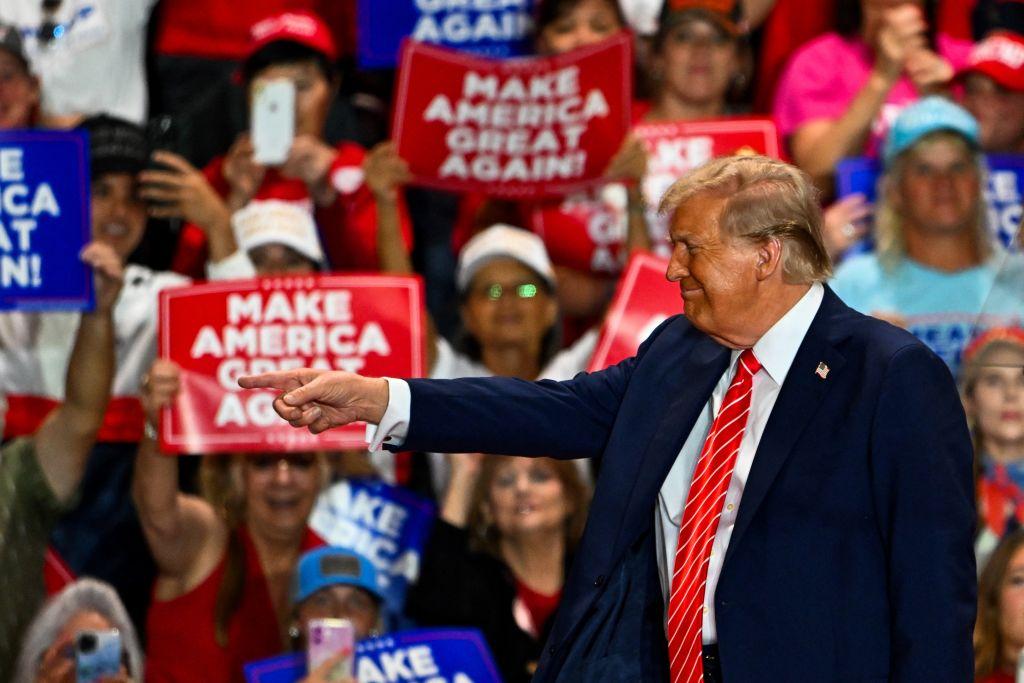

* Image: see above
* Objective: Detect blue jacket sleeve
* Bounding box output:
[396,317,678,459]
[869,343,976,682]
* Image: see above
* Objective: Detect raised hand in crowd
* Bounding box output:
[872,5,929,82]
[132,358,219,588]
[35,242,122,502]
[280,133,339,205]
[441,453,487,528]
[222,133,267,211]
[139,151,237,263]
[363,140,413,204]
[821,193,872,259]
[238,370,388,435]
[873,5,952,95]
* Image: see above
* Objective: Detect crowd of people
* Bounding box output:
[2,0,1024,680]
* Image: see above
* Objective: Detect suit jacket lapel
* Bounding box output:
[723,291,847,567]
[611,333,730,556]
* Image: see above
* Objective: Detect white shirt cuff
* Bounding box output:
[365,377,411,451]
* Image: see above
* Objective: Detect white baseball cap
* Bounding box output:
[231,200,324,265]
[456,224,556,294]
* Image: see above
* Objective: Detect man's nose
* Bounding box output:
[666,254,689,282]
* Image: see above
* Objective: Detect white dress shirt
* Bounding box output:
[655,283,824,643]
[368,284,825,645]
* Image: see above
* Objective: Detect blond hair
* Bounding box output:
[659,155,832,283]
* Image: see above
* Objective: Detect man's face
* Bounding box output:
[91,172,146,260]
[963,73,1024,153]
[666,192,763,348]
[893,135,981,238]
[0,50,37,129]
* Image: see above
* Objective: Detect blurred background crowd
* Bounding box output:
[3,0,1024,680]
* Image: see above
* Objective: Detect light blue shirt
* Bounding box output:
[831,252,1014,377]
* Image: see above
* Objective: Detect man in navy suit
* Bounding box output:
[240,156,976,682]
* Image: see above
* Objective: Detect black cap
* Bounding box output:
[77,114,148,178]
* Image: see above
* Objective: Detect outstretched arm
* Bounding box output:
[238,317,678,458]
[34,243,121,503]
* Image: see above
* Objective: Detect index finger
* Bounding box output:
[235,370,307,393]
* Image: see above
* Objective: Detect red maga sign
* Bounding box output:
[634,117,782,258]
[159,275,425,454]
[588,252,681,372]
[392,34,632,199]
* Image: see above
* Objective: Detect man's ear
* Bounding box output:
[754,237,784,282]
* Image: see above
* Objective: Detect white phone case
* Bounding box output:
[252,79,296,166]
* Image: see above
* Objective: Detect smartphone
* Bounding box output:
[307,618,354,682]
[75,629,121,683]
[251,79,295,166]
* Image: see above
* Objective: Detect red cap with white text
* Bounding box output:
[958,31,1024,92]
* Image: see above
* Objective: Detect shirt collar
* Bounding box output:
[732,282,824,386]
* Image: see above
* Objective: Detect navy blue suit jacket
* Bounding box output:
[398,287,976,682]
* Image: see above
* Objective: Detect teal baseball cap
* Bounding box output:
[882,96,980,166]
[292,547,385,605]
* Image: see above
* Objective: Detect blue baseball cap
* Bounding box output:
[292,547,384,605]
[882,96,980,166]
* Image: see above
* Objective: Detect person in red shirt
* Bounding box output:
[133,358,326,683]
[976,530,1024,683]
[162,10,412,279]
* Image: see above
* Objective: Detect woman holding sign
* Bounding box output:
[132,359,327,683]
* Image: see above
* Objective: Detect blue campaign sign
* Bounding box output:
[309,479,436,614]
[355,629,501,683]
[245,628,501,683]
[358,0,536,68]
[836,154,1024,250]
[0,131,93,311]
[985,155,1024,247]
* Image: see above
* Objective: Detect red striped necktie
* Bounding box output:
[667,348,761,682]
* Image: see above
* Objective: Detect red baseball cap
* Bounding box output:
[244,11,337,64]
[959,31,1024,92]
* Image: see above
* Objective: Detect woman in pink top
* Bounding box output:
[773,0,971,188]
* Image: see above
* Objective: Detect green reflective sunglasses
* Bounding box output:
[483,283,539,300]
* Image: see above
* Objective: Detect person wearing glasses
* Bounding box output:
[132,358,327,683]
[372,192,598,495]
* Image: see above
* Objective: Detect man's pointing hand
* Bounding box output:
[238,369,390,434]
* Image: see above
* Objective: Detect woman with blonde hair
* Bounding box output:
[406,453,591,683]
[132,359,328,682]
[976,530,1024,682]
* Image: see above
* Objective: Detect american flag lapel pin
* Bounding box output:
[815,362,830,379]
